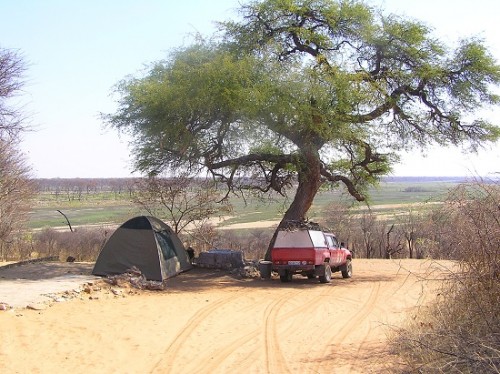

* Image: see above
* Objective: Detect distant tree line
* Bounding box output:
[33,177,232,202]
[35,178,141,200]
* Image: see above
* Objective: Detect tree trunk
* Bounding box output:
[264,149,322,260]
[407,234,414,259]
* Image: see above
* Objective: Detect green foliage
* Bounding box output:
[108,43,261,173]
[448,39,500,107]
[105,0,500,225]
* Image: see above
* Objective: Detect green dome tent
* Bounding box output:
[92,216,192,281]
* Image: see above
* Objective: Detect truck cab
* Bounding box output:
[271,229,352,283]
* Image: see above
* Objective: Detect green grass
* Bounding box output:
[307,181,453,222]
[363,182,451,205]
[29,193,145,229]
[219,198,286,226]
[29,205,142,229]
[28,181,458,230]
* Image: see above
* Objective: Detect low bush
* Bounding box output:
[34,227,109,262]
[392,182,500,373]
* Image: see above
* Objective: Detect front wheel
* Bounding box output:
[341,259,353,278]
[318,264,332,283]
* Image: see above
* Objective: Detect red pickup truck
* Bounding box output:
[271,228,352,283]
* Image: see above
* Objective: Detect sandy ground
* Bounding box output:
[0,259,455,373]
[0,262,95,308]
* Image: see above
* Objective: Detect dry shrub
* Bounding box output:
[183,222,221,254]
[0,236,33,261]
[34,227,109,261]
[215,229,273,260]
[392,182,500,373]
[184,224,273,260]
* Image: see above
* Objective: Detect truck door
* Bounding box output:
[325,234,342,265]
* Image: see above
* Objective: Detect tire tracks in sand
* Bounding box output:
[184,290,297,374]
[152,280,382,374]
[310,281,381,373]
[150,294,238,373]
[200,286,357,373]
[151,287,336,374]
[335,281,381,342]
[263,293,291,374]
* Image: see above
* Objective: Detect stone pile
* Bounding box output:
[102,266,167,290]
[229,263,261,279]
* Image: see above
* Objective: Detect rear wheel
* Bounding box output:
[318,264,332,283]
[280,270,293,282]
[341,259,353,278]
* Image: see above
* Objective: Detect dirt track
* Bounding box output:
[0,259,454,373]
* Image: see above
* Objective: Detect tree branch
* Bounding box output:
[208,153,295,169]
[319,166,365,201]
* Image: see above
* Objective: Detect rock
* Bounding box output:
[0,303,10,311]
[27,303,47,311]
[103,268,167,290]
[230,264,261,279]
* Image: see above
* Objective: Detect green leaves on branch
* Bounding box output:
[447,39,500,108]
[105,0,500,217]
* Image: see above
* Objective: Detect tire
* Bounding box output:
[280,271,292,282]
[318,264,332,283]
[341,259,352,279]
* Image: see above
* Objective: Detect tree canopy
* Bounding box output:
[105,0,500,231]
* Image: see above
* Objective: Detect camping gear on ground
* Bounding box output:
[92,216,192,281]
[195,249,245,269]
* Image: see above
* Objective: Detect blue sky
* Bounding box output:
[1,0,499,178]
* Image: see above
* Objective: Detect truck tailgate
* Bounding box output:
[272,247,316,263]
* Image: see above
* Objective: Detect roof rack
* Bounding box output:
[279,219,322,231]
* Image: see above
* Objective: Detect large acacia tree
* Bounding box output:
[106,0,500,239]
